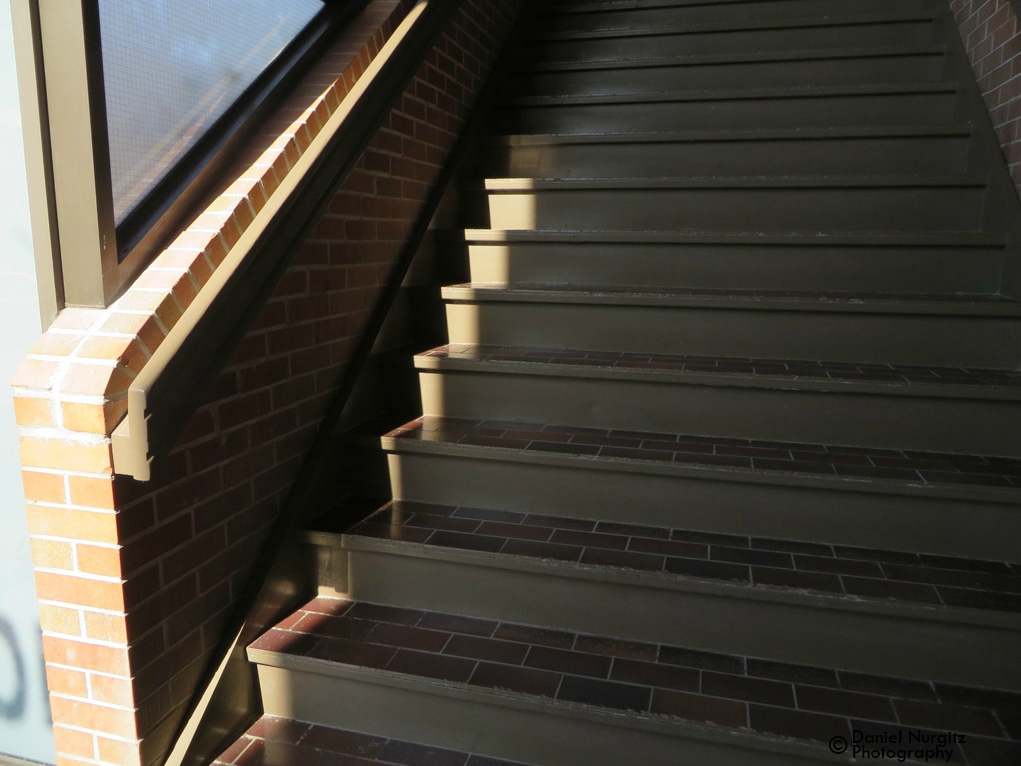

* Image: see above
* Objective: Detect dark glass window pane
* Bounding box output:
[98,0,323,224]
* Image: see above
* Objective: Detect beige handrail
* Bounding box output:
[112,0,438,482]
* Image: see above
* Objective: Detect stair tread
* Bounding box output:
[382,415,1021,494]
[487,125,975,145]
[332,499,1021,615]
[441,283,1021,316]
[505,81,957,106]
[540,0,931,15]
[249,595,1021,749]
[214,715,531,766]
[462,228,1004,246]
[483,175,989,189]
[416,344,1021,398]
[516,43,946,72]
[527,9,938,42]
[540,0,905,13]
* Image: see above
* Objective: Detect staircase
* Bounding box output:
[217,0,1021,764]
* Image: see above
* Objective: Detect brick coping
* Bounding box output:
[12,0,412,442]
[10,0,416,761]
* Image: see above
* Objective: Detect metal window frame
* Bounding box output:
[110,2,347,266]
[12,0,351,312]
[10,0,63,325]
[35,0,117,308]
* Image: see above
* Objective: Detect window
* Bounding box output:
[15,0,359,307]
[98,0,323,227]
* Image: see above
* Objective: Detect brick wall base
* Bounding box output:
[948,0,1021,195]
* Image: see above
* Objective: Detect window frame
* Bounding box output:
[22,0,358,309]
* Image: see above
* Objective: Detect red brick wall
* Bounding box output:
[14,1,524,764]
[948,0,1021,193]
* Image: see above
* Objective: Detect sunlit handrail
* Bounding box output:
[153,1,493,762]
[111,0,447,482]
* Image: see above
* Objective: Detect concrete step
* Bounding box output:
[480,176,989,233]
[305,503,1021,689]
[441,285,1021,369]
[249,597,1021,764]
[484,127,973,179]
[510,46,948,95]
[461,229,1005,294]
[495,82,960,134]
[413,345,1021,456]
[378,416,1021,562]
[519,12,939,63]
[535,0,932,34]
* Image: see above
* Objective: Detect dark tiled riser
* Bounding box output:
[248,598,1021,765]
[423,344,1021,389]
[387,416,1021,489]
[341,501,1021,612]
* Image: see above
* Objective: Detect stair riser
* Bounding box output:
[324,544,1021,689]
[501,134,974,180]
[384,450,1021,560]
[514,54,946,95]
[445,302,1021,368]
[489,135,971,178]
[417,370,1021,456]
[538,0,930,33]
[498,92,958,134]
[485,186,986,233]
[256,665,830,766]
[466,241,1002,293]
[521,20,938,63]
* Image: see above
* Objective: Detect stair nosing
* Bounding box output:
[504,81,958,107]
[380,432,1021,505]
[413,348,1021,402]
[327,532,1021,631]
[440,284,1021,318]
[481,175,990,190]
[486,125,975,146]
[515,42,947,73]
[535,0,934,16]
[537,0,886,14]
[525,9,939,43]
[461,228,1005,247]
[246,646,842,760]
